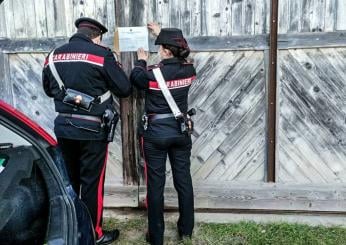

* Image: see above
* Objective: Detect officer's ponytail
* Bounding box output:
[163,44,190,59]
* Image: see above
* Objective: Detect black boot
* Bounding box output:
[96,229,120,245]
[145,231,150,243]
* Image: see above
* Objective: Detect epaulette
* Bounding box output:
[147,63,163,71]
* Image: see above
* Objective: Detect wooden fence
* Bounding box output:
[1,0,346,212]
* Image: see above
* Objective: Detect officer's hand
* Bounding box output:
[137,48,148,61]
[147,22,161,36]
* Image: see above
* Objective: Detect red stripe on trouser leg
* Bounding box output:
[95,145,108,239]
[141,137,148,209]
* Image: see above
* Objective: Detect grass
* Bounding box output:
[103,217,346,245]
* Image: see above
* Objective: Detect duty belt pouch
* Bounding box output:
[48,50,107,112]
[63,88,95,111]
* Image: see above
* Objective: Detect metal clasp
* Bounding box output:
[142,114,148,131]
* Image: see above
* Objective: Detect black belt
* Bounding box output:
[58,113,102,123]
[147,113,175,121]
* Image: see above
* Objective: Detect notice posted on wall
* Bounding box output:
[114,27,149,52]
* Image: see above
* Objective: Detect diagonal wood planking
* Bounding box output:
[6,53,124,185]
[183,51,266,183]
[277,48,346,183]
[158,51,266,184]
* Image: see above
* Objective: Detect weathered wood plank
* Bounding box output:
[310,0,325,32]
[156,0,170,28]
[254,0,269,34]
[73,0,85,20]
[104,185,138,207]
[277,48,346,184]
[180,0,194,36]
[288,0,301,33]
[63,0,74,36]
[243,0,255,35]
[106,0,116,33]
[235,146,265,181]
[212,114,265,181]
[24,0,37,38]
[3,31,346,53]
[84,0,96,18]
[12,0,27,38]
[336,0,346,30]
[205,0,231,36]
[278,0,289,34]
[324,0,337,32]
[168,0,181,31]
[193,51,262,132]
[34,0,48,37]
[189,0,202,37]
[136,183,346,211]
[0,53,12,105]
[187,51,266,182]
[94,0,108,34]
[301,0,312,32]
[46,0,67,37]
[277,32,346,49]
[0,3,7,38]
[231,0,243,35]
[162,35,269,51]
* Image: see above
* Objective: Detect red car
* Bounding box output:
[0,100,95,244]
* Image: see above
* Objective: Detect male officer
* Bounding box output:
[42,17,131,245]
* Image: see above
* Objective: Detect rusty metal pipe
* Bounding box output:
[267,0,279,182]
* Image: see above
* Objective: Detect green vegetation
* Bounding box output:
[103,218,346,245]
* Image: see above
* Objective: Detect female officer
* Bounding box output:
[130,23,196,245]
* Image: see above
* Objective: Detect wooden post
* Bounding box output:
[115,0,146,185]
[267,0,279,182]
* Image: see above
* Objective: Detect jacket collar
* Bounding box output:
[69,33,93,43]
[160,57,184,65]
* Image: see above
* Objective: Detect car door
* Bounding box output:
[0,100,95,245]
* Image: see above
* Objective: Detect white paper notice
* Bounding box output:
[118,27,149,52]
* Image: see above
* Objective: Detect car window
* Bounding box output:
[0,124,31,147]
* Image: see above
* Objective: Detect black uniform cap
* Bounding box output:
[155,28,189,50]
[75,17,108,34]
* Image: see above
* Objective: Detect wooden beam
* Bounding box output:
[148,35,269,51]
[104,183,346,212]
[116,0,146,185]
[103,184,138,208]
[277,32,346,49]
[0,52,12,105]
[2,32,346,53]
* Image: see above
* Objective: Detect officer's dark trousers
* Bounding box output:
[142,136,194,245]
[57,138,108,240]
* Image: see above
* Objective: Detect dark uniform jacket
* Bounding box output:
[130,57,196,138]
[42,33,131,140]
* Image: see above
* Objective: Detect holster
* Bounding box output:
[102,106,119,142]
[178,115,194,136]
[179,108,196,136]
[63,88,95,111]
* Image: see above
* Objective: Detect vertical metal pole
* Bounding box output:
[267,0,279,182]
